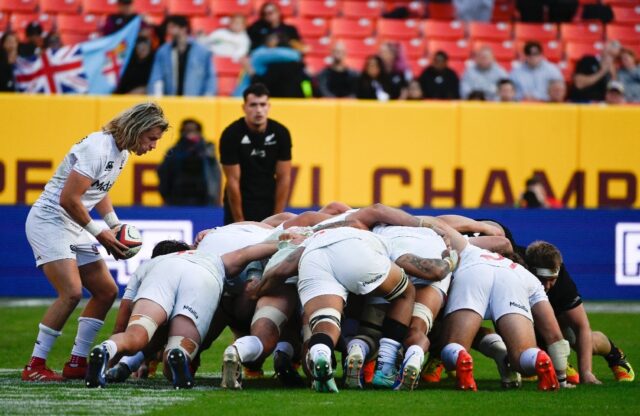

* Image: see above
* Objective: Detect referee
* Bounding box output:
[219,83,292,224]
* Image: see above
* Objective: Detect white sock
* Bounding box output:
[120,351,145,371]
[71,317,104,358]
[274,341,294,358]
[234,335,264,363]
[477,333,510,379]
[347,338,371,359]
[404,345,425,368]
[102,340,118,358]
[519,348,541,376]
[377,337,402,375]
[309,343,332,362]
[31,323,62,360]
[441,343,466,371]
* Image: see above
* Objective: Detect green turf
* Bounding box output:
[0,305,638,415]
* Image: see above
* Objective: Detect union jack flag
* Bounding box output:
[15,44,89,93]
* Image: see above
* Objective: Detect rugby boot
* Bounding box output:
[535,350,559,391]
[274,350,305,388]
[22,364,64,382]
[455,350,477,391]
[421,356,444,383]
[497,356,521,389]
[85,346,109,388]
[565,363,580,384]
[607,347,635,382]
[221,345,243,390]
[62,356,88,380]
[372,368,398,389]
[309,352,339,393]
[105,362,132,383]
[362,359,375,385]
[167,348,194,389]
[343,344,365,389]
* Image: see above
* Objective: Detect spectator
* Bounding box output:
[605,81,626,105]
[569,40,619,103]
[248,2,303,52]
[18,22,44,58]
[418,50,460,100]
[356,55,392,101]
[467,90,487,101]
[617,48,640,103]
[44,32,62,51]
[378,42,409,99]
[198,14,250,61]
[316,41,358,98]
[497,78,517,102]
[406,80,424,100]
[158,119,222,206]
[147,15,216,96]
[0,32,18,91]
[547,79,567,103]
[516,0,579,23]
[461,46,508,100]
[116,36,154,94]
[519,177,546,208]
[103,0,138,36]
[453,0,495,22]
[510,41,563,101]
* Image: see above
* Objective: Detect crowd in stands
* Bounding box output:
[0,0,639,104]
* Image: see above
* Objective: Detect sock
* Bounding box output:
[441,343,466,371]
[234,336,264,363]
[347,338,371,359]
[404,345,425,368]
[274,341,294,358]
[71,317,104,359]
[102,340,118,358]
[309,343,332,362]
[377,337,402,375]
[605,339,622,365]
[30,323,62,364]
[519,347,541,376]
[477,333,510,380]
[120,351,145,372]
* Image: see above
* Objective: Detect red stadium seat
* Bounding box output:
[565,41,604,62]
[0,12,7,31]
[491,1,515,22]
[613,6,640,24]
[210,0,253,17]
[473,40,516,61]
[606,23,640,43]
[144,13,164,25]
[56,13,101,34]
[516,39,563,62]
[298,0,339,18]
[448,58,466,76]
[560,23,604,42]
[393,37,426,59]
[0,0,37,13]
[497,58,513,71]
[215,55,243,76]
[514,23,558,41]
[134,0,167,16]
[254,0,295,18]
[427,39,471,60]
[59,31,93,44]
[287,17,329,39]
[339,37,379,58]
[191,16,229,35]
[82,0,118,15]
[10,13,54,38]
[344,55,366,71]
[304,55,329,74]
[604,0,639,5]
[40,0,81,14]
[167,0,208,17]
[305,36,333,56]
[469,22,512,42]
[342,1,383,19]
[331,18,375,39]
[558,60,574,82]
[408,56,428,77]
[377,18,420,40]
[422,20,465,41]
[217,74,238,96]
[427,2,454,20]
[383,1,425,18]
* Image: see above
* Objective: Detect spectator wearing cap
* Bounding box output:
[569,40,620,103]
[461,46,508,100]
[547,79,567,103]
[510,41,563,101]
[617,48,640,103]
[605,81,626,105]
[103,0,138,36]
[497,78,518,102]
[147,15,216,96]
[418,50,460,100]
[18,22,44,58]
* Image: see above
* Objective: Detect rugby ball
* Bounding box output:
[114,224,142,259]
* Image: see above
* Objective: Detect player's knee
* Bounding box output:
[127,314,159,343]
[165,335,199,361]
[309,308,342,334]
[61,288,83,307]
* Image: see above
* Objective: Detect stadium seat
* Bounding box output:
[427,2,454,20]
[473,40,516,61]
[497,58,513,72]
[331,18,375,39]
[0,12,7,31]
[209,0,253,17]
[606,23,640,43]
[469,22,512,42]
[560,23,604,42]
[134,0,167,16]
[393,37,426,59]
[427,39,471,60]
[565,41,604,62]
[514,23,559,41]
[56,13,101,34]
[287,17,329,39]
[298,0,340,18]
[612,6,640,24]
[491,1,515,22]
[167,0,208,17]
[191,16,228,35]
[40,0,81,14]
[10,13,54,38]
[408,56,428,77]
[217,74,238,96]
[339,37,379,58]
[254,0,295,18]
[59,31,91,44]
[344,55,366,71]
[215,55,243,76]
[516,39,563,62]
[558,60,574,82]
[448,58,466,76]
[422,20,465,41]
[0,0,37,13]
[304,55,329,75]
[342,1,383,19]
[144,13,164,25]
[305,36,333,56]
[377,18,420,40]
[82,0,118,15]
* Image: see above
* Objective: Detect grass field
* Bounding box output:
[1,303,639,415]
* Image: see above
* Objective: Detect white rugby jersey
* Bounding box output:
[372,225,444,261]
[123,250,225,301]
[302,227,391,256]
[197,223,273,256]
[34,132,129,220]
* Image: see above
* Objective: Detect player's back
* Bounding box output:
[198,223,272,256]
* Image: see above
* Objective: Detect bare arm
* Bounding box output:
[417,216,468,253]
[574,58,612,90]
[559,305,601,384]
[437,214,505,236]
[395,253,450,281]
[274,160,292,214]
[251,246,304,299]
[221,241,278,277]
[346,203,421,229]
[112,299,133,335]
[223,164,244,222]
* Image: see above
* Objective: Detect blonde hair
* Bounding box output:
[103,102,169,152]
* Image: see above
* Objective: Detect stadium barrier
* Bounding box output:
[2,205,640,300]
[0,95,639,209]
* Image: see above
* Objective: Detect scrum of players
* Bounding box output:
[84,202,635,392]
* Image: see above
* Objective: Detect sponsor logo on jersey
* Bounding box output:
[616,223,640,286]
[361,273,385,286]
[70,244,77,253]
[91,179,114,192]
[264,133,276,145]
[105,161,114,171]
[250,149,266,158]
[509,301,529,312]
[183,305,199,320]
[241,135,251,144]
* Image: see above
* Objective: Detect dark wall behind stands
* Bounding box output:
[3,205,640,300]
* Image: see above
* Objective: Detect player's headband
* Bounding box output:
[534,268,559,278]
